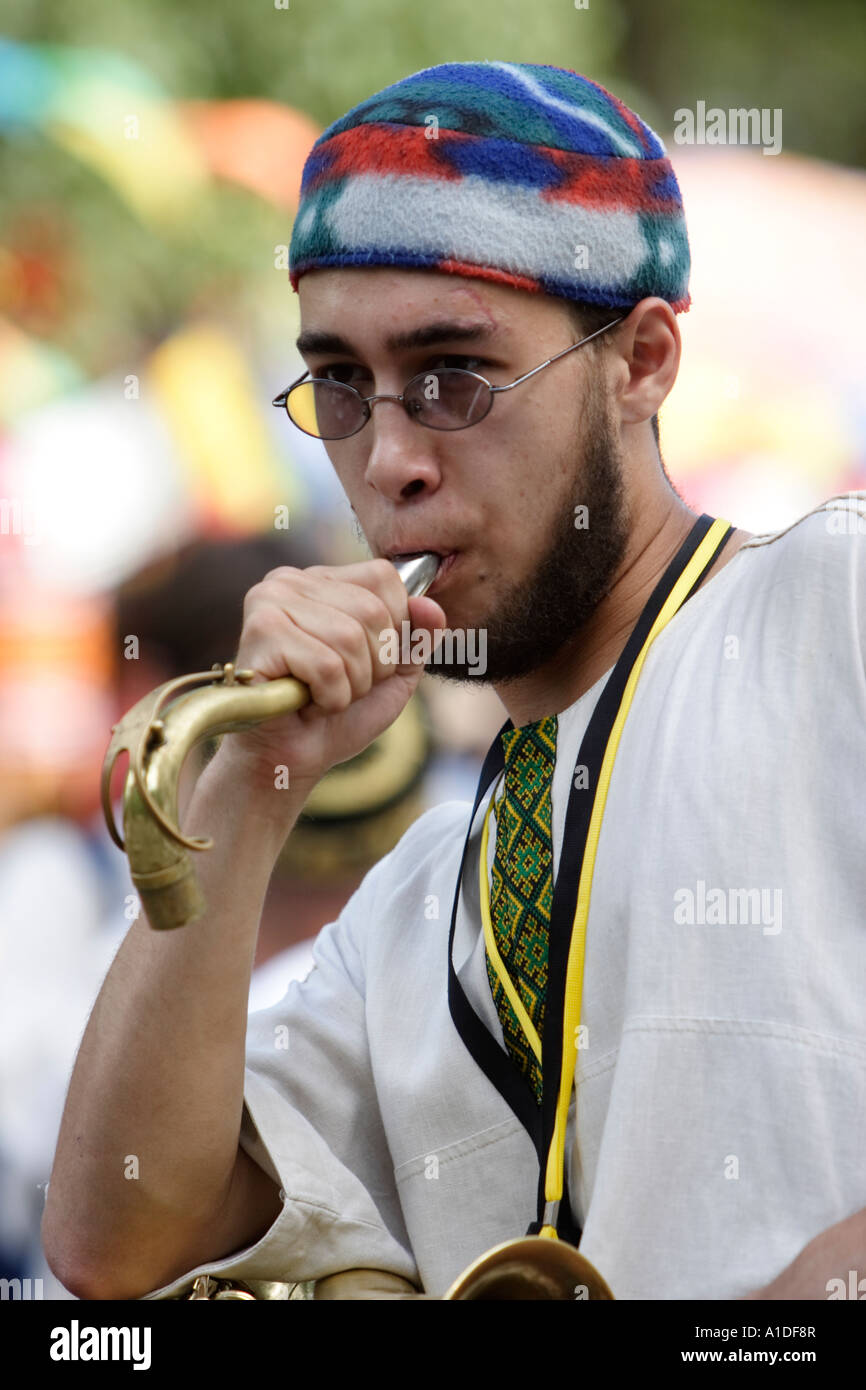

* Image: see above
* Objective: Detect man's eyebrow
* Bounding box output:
[295,320,498,357]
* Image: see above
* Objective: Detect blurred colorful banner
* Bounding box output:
[1,30,864,827]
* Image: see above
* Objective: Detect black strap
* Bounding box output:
[446,515,734,1245]
[538,514,733,1237]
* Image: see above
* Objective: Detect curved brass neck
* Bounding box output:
[101,553,441,931]
[101,663,310,930]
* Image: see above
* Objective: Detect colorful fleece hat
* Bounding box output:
[288,60,690,313]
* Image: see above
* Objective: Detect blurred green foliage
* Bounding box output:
[5,0,862,161]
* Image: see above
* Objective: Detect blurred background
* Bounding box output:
[0,0,863,1296]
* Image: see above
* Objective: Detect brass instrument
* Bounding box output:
[102,551,613,1300]
[101,552,440,933]
[182,1238,614,1299]
[444,1236,613,1300]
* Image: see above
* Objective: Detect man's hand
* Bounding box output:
[229,559,446,787]
[741,1205,866,1300]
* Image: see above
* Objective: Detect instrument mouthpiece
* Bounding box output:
[392,552,441,597]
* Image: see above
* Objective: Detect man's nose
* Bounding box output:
[363,396,443,500]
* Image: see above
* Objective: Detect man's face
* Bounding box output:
[295,267,630,685]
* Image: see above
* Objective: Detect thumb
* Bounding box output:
[407,594,448,639]
[387,595,448,675]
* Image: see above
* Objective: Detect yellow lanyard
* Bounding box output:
[478,517,732,1239]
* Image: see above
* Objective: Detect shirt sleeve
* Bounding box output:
[141,848,419,1299]
[854,494,866,683]
[822,491,866,686]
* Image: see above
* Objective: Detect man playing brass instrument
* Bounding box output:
[44,62,866,1300]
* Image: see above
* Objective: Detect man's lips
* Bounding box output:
[425,551,458,596]
[387,549,458,596]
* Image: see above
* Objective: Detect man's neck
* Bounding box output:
[493,502,751,728]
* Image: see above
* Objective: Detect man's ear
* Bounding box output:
[613,298,681,428]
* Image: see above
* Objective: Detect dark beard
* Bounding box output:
[427,387,630,685]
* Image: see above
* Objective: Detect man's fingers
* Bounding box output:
[236,560,449,716]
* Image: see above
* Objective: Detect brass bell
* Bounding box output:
[444,1236,615,1300]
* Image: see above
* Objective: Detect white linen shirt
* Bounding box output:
[145,495,866,1300]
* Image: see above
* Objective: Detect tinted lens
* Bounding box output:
[287,381,365,439]
[405,370,492,429]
